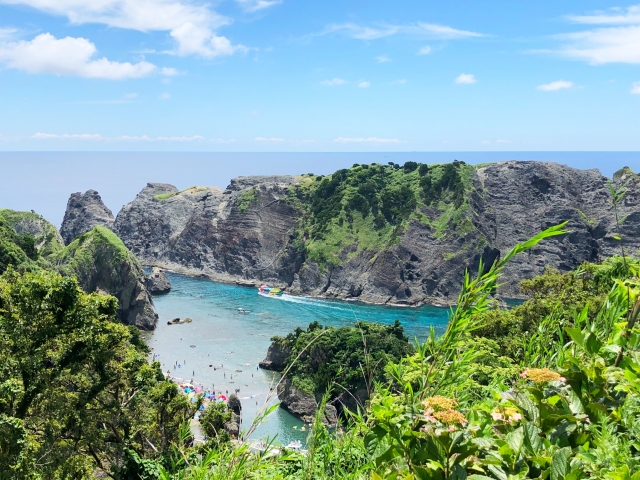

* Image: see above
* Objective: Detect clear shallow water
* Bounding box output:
[143,272,450,444]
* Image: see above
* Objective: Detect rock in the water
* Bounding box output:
[146,267,171,294]
[60,190,115,245]
[227,394,242,416]
[277,378,338,426]
[224,413,241,439]
[259,340,292,371]
[54,226,158,330]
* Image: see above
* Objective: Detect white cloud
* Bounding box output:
[553,27,640,64]
[454,73,476,84]
[496,139,509,143]
[33,132,102,140]
[418,45,431,55]
[537,80,573,91]
[390,79,406,85]
[0,0,246,59]
[358,81,370,88]
[255,136,285,142]
[375,55,391,63]
[32,132,207,142]
[159,92,171,99]
[0,33,165,79]
[567,6,640,25]
[481,140,491,144]
[632,81,640,94]
[320,77,346,86]
[124,92,138,99]
[334,137,401,144]
[250,110,259,115]
[236,0,282,13]
[549,6,640,64]
[319,22,485,41]
[0,27,17,40]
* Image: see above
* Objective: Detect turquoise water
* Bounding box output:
[143,272,450,444]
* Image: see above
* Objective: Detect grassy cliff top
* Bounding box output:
[286,161,477,267]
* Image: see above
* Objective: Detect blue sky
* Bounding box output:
[0,0,639,151]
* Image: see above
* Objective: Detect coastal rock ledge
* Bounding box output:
[276,378,338,426]
[146,267,171,294]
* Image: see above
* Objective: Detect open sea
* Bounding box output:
[142,272,451,444]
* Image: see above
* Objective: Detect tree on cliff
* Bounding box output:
[0,268,193,479]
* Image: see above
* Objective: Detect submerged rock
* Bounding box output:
[146,267,171,294]
[60,190,115,245]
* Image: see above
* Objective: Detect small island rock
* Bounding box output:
[145,267,171,294]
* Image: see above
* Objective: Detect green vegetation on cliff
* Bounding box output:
[287,161,477,267]
[271,320,413,397]
[0,268,192,479]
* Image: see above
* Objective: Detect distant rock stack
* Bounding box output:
[60,190,115,245]
[145,267,171,294]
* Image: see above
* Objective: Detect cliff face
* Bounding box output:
[113,177,302,284]
[60,190,115,245]
[111,162,640,305]
[53,226,158,330]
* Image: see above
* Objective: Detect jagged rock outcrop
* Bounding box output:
[111,162,640,305]
[277,378,338,426]
[259,340,292,371]
[114,178,302,284]
[146,267,171,294]
[60,190,115,245]
[54,226,158,329]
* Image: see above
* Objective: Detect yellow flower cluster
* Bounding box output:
[521,368,563,383]
[423,396,458,411]
[491,406,522,423]
[433,409,467,425]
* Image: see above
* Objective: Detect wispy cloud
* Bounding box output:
[358,81,371,88]
[32,133,210,142]
[547,6,640,64]
[537,80,573,91]
[124,92,138,99]
[418,45,432,55]
[567,6,640,25]
[632,81,640,94]
[454,73,476,84]
[375,55,391,63]
[390,79,406,85]
[236,0,282,13]
[334,137,402,144]
[320,77,347,86]
[0,33,170,79]
[159,92,171,99]
[255,137,285,142]
[316,22,485,41]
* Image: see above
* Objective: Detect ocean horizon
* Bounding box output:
[2,151,640,227]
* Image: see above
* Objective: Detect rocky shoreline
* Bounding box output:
[58,161,640,310]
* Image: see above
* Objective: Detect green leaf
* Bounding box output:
[613,235,622,241]
[550,447,572,480]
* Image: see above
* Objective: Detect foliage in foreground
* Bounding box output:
[0,269,194,479]
[3,219,640,479]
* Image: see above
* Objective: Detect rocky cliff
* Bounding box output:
[110,161,640,305]
[60,190,115,245]
[113,178,301,284]
[53,226,158,330]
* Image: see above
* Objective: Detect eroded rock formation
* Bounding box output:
[60,190,115,245]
